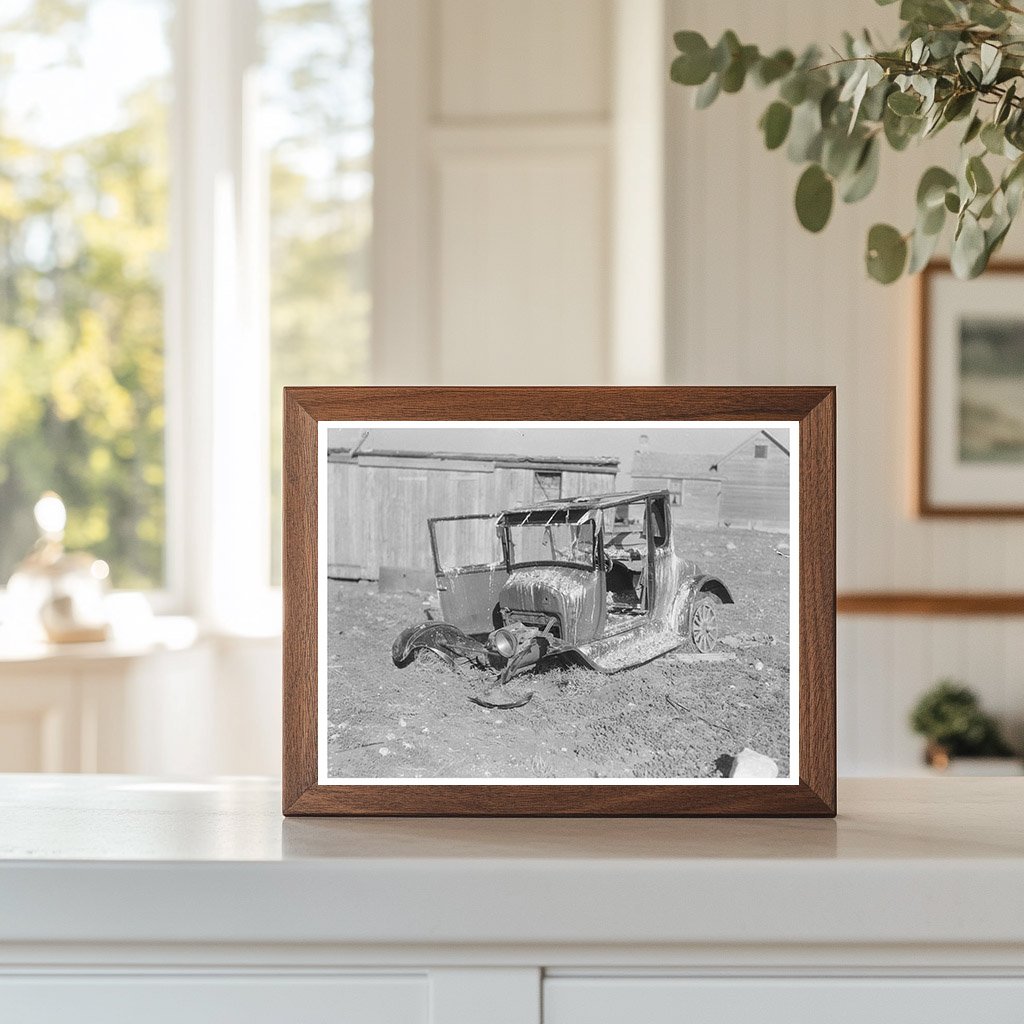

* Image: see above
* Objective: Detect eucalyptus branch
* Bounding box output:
[670,0,1024,283]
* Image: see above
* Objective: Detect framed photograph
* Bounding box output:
[918,261,1024,516]
[283,387,835,816]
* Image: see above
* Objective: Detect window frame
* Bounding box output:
[162,0,277,630]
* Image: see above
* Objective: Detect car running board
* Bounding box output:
[573,623,684,674]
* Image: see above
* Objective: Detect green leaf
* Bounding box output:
[822,128,863,178]
[962,115,983,145]
[908,221,943,273]
[1004,157,1024,216]
[942,92,974,123]
[787,101,823,162]
[884,106,922,150]
[902,0,960,27]
[921,201,946,236]
[996,83,1017,125]
[721,44,759,92]
[753,49,795,87]
[795,164,834,232]
[779,74,807,106]
[888,91,921,116]
[980,41,1002,86]
[951,212,987,278]
[917,166,957,210]
[981,121,1005,155]
[861,80,892,123]
[970,1,1009,29]
[694,73,721,109]
[710,31,740,73]
[842,137,880,203]
[760,102,792,150]
[866,223,908,283]
[967,154,995,196]
[944,190,961,213]
[671,32,713,86]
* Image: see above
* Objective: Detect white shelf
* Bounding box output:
[1,776,1022,952]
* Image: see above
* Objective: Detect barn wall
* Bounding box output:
[678,479,722,527]
[717,437,790,530]
[327,461,617,579]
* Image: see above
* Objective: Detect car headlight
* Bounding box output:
[491,627,518,659]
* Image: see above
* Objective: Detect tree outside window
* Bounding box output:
[0,0,172,588]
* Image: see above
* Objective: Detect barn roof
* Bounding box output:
[631,450,719,480]
[327,447,619,473]
[710,429,790,470]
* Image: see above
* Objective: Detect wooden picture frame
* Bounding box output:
[917,260,1024,517]
[283,387,836,816]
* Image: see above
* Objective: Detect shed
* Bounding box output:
[711,430,790,530]
[630,430,790,531]
[630,451,723,526]
[326,447,619,584]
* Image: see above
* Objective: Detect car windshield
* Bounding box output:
[505,518,596,569]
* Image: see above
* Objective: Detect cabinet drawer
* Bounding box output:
[544,977,1024,1024]
[0,974,427,1024]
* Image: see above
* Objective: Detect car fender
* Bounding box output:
[672,573,735,631]
[391,621,492,668]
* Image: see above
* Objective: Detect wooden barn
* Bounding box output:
[630,430,790,531]
[712,430,790,530]
[630,451,724,526]
[326,446,619,584]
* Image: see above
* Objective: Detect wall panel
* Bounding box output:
[436,151,608,385]
[438,0,610,120]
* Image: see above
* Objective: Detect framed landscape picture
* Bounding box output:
[282,387,836,816]
[918,262,1024,516]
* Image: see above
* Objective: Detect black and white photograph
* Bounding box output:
[317,422,798,784]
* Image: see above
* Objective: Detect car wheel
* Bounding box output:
[689,595,718,654]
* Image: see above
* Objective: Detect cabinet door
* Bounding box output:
[544,977,1024,1024]
[0,974,428,1024]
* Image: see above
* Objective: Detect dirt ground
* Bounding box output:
[325,526,791,780]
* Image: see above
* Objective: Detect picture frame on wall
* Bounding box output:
[282,387,836,817]
[918,261,1024,517]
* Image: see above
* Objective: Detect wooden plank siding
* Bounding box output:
[715,433,790,531]
[326,455,618,580]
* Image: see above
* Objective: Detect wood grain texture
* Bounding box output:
[916,260,1024,518]
[282,387,836,817]
[838,592,1024,616]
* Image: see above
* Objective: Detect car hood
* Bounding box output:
[499,566,598,644]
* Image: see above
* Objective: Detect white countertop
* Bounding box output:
[1,776,1022,951]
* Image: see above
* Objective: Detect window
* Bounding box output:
[506,518,595,569]
[262,0,373,582]
[0,1,373,621]
[0,0,172,589]
[754,444,768,459]
[533,471,562,502]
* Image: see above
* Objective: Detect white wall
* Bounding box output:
[665,0,1024,772]
[373,0,665,387]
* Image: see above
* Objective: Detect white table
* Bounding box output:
[1,776,1022,1022]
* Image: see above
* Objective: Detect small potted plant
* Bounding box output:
[910,680,1020,774]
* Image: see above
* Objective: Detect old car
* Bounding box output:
[391,490,734,683]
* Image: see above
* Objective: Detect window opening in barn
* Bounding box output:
[754,444,768,459]
[533,471,562,502]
